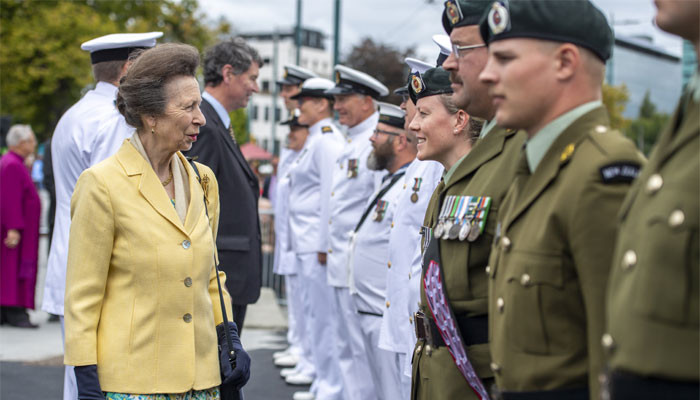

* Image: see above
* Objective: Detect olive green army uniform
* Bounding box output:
[411,126,525,399]
[487,104,645,400]
[605,77,699,394]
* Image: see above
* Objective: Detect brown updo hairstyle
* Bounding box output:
[116,43,200,130]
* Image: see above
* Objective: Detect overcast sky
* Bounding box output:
[199,0,683,62]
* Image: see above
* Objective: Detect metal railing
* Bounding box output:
[258,207,286,304]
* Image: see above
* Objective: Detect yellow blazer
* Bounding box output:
[64,140,233,394]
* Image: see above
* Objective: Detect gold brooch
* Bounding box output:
[201,174,210,204]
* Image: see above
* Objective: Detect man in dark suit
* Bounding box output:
[185,37,263,332]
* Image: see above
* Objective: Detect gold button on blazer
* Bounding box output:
[64,141,233,394]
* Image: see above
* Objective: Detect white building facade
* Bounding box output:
[242,28,334,155]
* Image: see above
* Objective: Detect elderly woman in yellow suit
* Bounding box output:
[64,43,250,400]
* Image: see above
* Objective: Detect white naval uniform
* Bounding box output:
[42,82,134,400]
[376,159,443,397]
[272,148,308,365]
[351,161,413,400]
[288,118,344,399]
[327,112,385,400]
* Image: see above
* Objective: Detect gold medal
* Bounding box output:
[411,192,419,203]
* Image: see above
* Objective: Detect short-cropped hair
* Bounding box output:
[92,60,127,84]
[203,37,262,87]
[116,43,200,129]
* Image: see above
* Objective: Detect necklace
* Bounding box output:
[161,168,173,186]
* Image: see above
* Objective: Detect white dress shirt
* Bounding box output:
[272,148,300,276]
[378,159,443,354]
[288,118,344,256]
[43,81,134,315]
[351,162,413,316]
[326,112,386,287]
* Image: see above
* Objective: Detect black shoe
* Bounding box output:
[48,313,60,323]
[3,307,38,329]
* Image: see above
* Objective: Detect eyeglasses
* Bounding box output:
[451,43,487,59]
[373,128,411,142]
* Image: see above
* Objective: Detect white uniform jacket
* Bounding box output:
[378,159,443,354]
[351,162,413,316]
[43,82,134,315]
[273,148,300,276]
[288,118,344,256]
[327,112,386,287]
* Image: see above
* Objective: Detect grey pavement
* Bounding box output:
[0,290,307,399]
[0,188,307,398]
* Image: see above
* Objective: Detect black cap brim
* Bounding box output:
[290,88,334,100]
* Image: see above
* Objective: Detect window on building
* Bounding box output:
[274,107,281,122]
[264,106,269,121]
[262,81,270,93]
[274,139,281,155]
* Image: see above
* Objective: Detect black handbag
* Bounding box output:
[189,159,243,400]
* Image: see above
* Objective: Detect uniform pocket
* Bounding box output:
[503,251,568,355]
[633,201,699,326]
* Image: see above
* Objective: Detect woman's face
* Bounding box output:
[409,95,457,163]
[287,126,309,151]
[154,76,206,153]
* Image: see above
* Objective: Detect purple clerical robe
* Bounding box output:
[0,151,40,308]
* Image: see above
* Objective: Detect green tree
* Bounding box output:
[0,1,118,140]
[0,0,231,141]
[602,83,629,132]
[230,109,250,144]
[343,38,416,104]
[625,91,670,155]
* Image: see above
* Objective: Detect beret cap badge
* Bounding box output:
[488,1,510,35]
[335,71,341,84]
[411,73,424,94]
[445,0,463,26]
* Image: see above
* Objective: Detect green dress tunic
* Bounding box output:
[411,127,525,400]
[487,106,645,399]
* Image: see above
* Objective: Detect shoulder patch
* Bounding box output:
[322,126,333,133]
[599,162,641,184]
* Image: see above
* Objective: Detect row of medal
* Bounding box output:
[434,195,492,242]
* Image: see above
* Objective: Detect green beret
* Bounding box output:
[479,0,613,61]
[442,0,493,34]
[409,67,453,105]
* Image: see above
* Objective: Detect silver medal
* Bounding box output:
[458,222,471,241]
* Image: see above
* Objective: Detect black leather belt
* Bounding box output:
[414,311,488,347]
[611,370,699,400]
[496,387,589,400]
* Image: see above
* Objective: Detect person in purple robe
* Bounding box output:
[1,124,40,328]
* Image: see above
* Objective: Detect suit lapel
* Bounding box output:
[445,127,516,190]
[504,108,607,230]
[180,152,205,235]
[658,96,699,166]
[116,141,188,236]
[201,99,258,184]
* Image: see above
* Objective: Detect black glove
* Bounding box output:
[74,365,105,400]
[216,321,251,389]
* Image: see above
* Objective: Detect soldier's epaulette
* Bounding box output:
[322,126,333,133]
